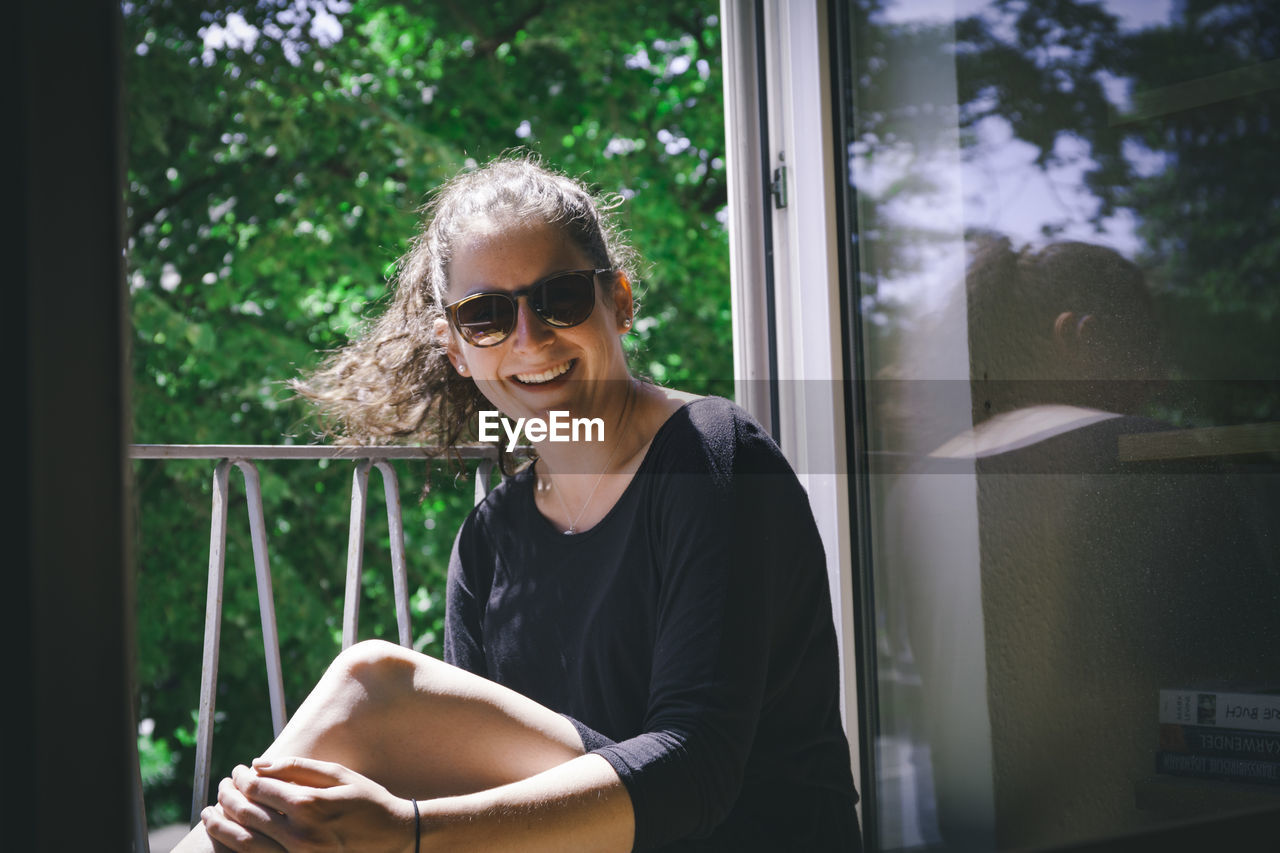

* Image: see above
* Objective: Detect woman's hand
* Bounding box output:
[201,757,417,853]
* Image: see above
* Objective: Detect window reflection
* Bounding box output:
[841,1,1280,849]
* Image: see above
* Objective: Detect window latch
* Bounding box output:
[771,153,788,209]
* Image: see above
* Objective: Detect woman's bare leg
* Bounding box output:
[171,640,586,852]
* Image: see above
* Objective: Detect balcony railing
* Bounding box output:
[129,444,502,847]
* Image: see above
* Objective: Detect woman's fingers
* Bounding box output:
[230,763,325,817]
[251,755,351,787]
[201,803,287,853]
[218,775,290,838]
[219,774,277,823]
[216,759,413,852]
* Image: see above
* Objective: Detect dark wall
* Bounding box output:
[16,1,132,849]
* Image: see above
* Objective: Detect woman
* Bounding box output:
[180,155,859,852]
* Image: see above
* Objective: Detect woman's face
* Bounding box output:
[441,217,633,424]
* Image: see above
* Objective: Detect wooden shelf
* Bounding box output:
[1135,775,1280,817]
[1118,422,1280,462]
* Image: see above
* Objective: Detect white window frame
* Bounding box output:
[721,0,861,800]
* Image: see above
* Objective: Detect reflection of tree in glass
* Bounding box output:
[848,0,1278,423]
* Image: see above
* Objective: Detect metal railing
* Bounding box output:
[129,444,501,845]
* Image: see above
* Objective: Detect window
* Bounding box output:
[834,1,1280,849]
[728,0,1279,849]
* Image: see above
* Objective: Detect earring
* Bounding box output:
[458,363,469,375]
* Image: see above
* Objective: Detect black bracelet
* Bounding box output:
[411,798,420,853]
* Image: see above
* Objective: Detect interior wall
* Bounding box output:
[17,1,133,849]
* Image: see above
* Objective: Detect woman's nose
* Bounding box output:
[509,296,553,351]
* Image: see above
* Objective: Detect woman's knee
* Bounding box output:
[331,638,411,670]
[325,639,447,705]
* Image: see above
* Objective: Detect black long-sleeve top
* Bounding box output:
[445,397,860,851]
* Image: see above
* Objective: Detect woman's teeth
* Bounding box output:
[515,361,572,384]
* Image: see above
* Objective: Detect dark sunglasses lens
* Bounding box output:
[534,272,596,327]
[455,294,515,346]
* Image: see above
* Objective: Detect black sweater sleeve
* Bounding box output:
[443,515,488,676]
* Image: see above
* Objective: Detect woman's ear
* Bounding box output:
[433,317,468,375]
[612,271,635,332]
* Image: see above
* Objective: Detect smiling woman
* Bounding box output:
[174,154,859,852]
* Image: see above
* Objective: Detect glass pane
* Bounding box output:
[839,1,1280,849]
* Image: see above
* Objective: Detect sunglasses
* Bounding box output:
[445,268,611,347]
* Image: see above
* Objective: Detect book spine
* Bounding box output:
[1159,724,1280,761]
[1159,689,1280,733]
[1155,751,1280,786]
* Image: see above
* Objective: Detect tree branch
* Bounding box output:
[441,0,550,58]
[128,154,279,239]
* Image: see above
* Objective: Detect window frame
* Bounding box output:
[720,0,1280,849]
[722,0,864,810]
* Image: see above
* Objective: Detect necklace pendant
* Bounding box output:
[565,527,575,535]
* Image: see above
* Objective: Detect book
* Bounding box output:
[1159,689,1280,733]
[1155,751,1280,786]
[1160,724,1280,762]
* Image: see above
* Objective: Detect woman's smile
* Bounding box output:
[512,359,575,386]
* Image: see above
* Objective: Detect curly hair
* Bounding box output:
[292,153,638,465]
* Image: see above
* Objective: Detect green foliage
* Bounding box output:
[138,725,183,826]
[126,0,728,826]
[138,730,177,788]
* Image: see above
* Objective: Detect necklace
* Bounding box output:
[543,380,636,535]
